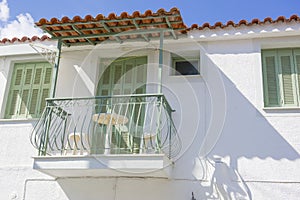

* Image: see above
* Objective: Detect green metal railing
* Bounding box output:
[30,94,181,158]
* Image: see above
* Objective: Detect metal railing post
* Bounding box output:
[38,100,52,156]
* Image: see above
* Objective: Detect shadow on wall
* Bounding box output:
[204,159,251,200]
[199,56,300,199]
[209,68,299,165]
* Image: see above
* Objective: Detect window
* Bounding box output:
[262,49,300,107]
[5,62,52,119]
[172,55,200,76]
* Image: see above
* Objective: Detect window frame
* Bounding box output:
[171,54,200,76]
[262,48,300,108]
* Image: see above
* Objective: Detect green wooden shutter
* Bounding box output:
[262,50,280,107]
[278,49,298,107]
[19,64,34,117]
[38,64,52,116]
[29,67,42,115]
[5,62,52,119]
[7,65,24,118]
[293,49,300,106]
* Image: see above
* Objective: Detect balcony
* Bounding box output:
[31,94,181,178]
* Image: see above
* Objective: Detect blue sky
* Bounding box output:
[0,0,299,39]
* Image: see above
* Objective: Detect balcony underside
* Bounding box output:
[33,154,172,178]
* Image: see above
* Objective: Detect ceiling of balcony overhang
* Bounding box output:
[35,7,187,47]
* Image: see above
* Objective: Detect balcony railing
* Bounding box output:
[30,94,181,159]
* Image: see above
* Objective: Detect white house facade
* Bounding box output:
[0,7,299,200]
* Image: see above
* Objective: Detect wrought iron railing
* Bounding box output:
[30,94,181,159]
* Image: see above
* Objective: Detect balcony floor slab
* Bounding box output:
[33,154,173,178]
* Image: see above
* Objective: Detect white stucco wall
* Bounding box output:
[0,22,300,199]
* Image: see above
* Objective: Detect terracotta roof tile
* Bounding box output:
[263,17,273,23]
[214,22,224,28]
[36,7,181,26]
[1,9,300,44]
[50,18,60,24]
[202,22,211,29]
[226,20,236,27]
[35,7,186,46]
[276,16,286,22]
[190,24,198,29]
[187,14,300,31]
[290,15,299,21]
[251,18,261,25]
[0,35,50,44]
[238,19,248,26]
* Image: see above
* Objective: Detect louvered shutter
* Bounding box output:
[293,49,300,106]
[6,64,24,118]
[262,50,280,107]
[29,67,42,115]
[20,64,34,117]
[278,50,298,107]
[5,62,52,119]
[38,63,52,116]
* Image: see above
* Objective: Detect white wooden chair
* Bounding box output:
[64,132,89,155]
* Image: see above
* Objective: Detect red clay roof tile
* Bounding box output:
[0,35,50,44]
[35,7,185,46]
[263,17,273,23]
[120,12,130,19]
[61,16,71,23]
[1,8,300,45]
[214,22,224,28]
[290,15,299,21]
[226,20,235,27]
[186,14,300,31]
[251,18,260,24]
[276,16,286,22]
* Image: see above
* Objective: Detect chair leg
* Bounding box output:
[65,134,82,155]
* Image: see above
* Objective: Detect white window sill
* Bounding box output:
[169,74,202,77]
[262,107,300,117]
[263,107,300,110]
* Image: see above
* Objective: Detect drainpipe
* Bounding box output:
[50,39,62,98]
[158,30,164,94]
